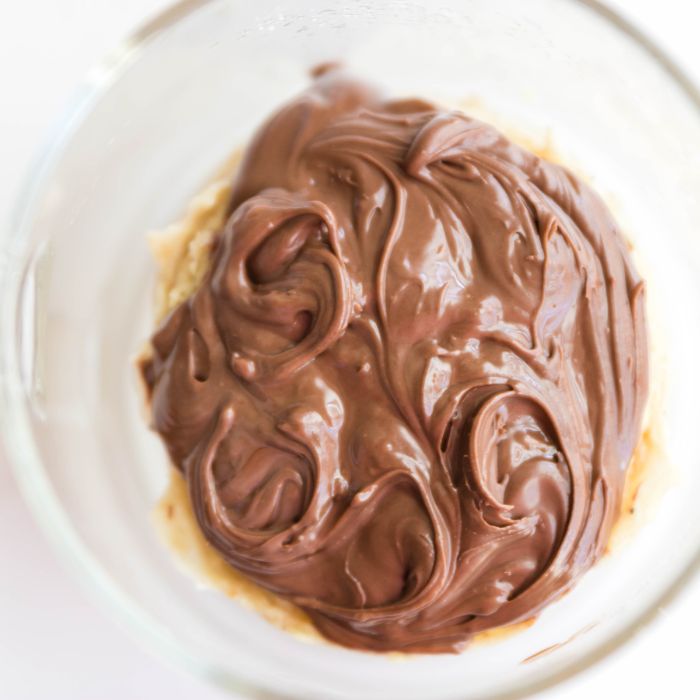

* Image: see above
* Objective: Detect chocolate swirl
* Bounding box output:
[143,72,648,653]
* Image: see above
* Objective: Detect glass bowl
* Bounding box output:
[2,1,700,698]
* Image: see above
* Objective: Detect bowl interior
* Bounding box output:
[4,1,700,698]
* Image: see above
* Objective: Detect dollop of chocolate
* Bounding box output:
[143,73,648,653]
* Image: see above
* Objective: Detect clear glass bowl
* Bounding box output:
[2,1,700,698]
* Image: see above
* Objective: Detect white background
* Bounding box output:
[0,1,698,698]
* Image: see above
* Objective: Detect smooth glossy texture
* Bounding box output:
[143,72,647,652]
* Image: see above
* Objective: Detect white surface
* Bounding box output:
[0,1,698,698]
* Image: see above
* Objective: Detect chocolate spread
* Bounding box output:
[142,71,648,653]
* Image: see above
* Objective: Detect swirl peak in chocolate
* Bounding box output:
[143,72,648,653]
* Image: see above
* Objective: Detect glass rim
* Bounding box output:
[1,1,698,698]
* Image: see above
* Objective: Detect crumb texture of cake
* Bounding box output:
[142,71,648,653]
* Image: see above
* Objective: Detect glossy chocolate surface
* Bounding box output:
[143,72,648,652]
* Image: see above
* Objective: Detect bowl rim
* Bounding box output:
[1,1,699,698]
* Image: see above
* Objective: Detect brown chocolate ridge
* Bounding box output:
[142,71,648,653]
